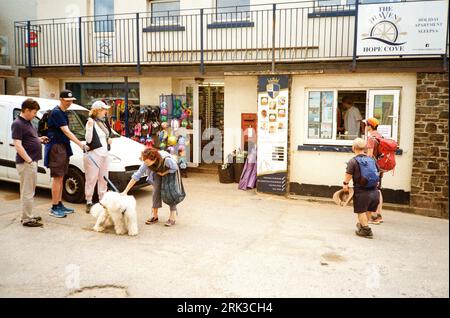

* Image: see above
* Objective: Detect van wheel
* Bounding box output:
[63,167,85,203]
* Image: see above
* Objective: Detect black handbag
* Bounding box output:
[86,124,103,151]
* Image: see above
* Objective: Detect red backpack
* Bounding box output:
[373,136,398,172]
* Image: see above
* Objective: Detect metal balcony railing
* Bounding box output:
[14,0,449,74]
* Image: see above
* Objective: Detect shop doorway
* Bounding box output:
[198,84,224,164]
[183,81,224,168]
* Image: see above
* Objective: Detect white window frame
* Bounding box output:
[367,89,400,142]
[303,88,400,146]
[304,89,339,145]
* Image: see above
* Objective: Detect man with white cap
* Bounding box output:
[44,90,88,218]
[84,100,112,213]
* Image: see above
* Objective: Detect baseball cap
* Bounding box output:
[91,100,111,110]
[60,89,76,101]
[363,117,379,129]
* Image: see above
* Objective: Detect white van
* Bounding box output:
[0,95,148,203]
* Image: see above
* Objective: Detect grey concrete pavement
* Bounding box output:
[0,174,448,298]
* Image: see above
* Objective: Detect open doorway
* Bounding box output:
[198,84,224,164]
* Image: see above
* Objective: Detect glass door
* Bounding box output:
[184,82,200,167]
[367,90,400,141]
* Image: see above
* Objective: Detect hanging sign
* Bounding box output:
[25,31,38,48]
[257,75,289,194]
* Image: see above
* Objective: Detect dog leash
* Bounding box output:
[86,152,120,193]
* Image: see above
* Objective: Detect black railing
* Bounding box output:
[14,0,449,74]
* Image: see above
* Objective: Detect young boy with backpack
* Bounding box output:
[343,138,380,239]
[364,117,398,225]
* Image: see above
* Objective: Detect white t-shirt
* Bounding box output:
[344,106,362,138]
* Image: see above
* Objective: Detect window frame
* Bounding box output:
[303,88,401,146]
[367,89,400,142]
[215,0,251,22]
[150,0,181,26]
[304,89,339,145]
[94,0,115,33]
[317,0,401,6]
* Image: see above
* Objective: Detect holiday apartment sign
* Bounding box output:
[357,0,448,56]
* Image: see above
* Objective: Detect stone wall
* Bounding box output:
[411,72,449,218]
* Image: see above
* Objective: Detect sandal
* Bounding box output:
[22,219,43,227]
[145,217,158,225]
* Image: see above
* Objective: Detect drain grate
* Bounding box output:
[67,285,129,298]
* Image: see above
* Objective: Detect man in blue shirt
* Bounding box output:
[44,90,88,218]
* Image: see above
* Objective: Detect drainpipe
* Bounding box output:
[124,76,129,138]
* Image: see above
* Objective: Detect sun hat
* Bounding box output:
[332,188,354,207]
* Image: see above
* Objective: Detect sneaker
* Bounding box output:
[164,219,176,227]
[86,203,93,214]
[368,216,381,225]
[58,203,75,214]
[49,207,67,218]
[22,219,44,227]
[355,226,373,239]
[377,214,384,223]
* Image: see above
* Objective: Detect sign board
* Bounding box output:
[357,0,448,56]
[25,31,38,48]
[256,75,289,194]
[96,39,113,59]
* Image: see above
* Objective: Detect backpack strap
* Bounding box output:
[370,135,382,159]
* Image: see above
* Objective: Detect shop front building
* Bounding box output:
[14,0,449,217]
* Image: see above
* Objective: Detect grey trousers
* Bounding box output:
[16,162,38,222]
[152,174,177,212]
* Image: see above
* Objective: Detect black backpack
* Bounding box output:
[38,110,52,137]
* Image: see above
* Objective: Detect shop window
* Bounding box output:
[66,82,139,108]
[94,0,115,32]
[304,89,400,145]
[150,0,180,25]
[337,90,367,140]
[307,91,335,140]
[216,0,250,21]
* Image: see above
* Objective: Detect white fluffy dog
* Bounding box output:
[90,191,138,236]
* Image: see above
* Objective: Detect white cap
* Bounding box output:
[91,100,110,110]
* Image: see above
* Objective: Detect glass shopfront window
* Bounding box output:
[65,82,140,119]
[304,88,400,145]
